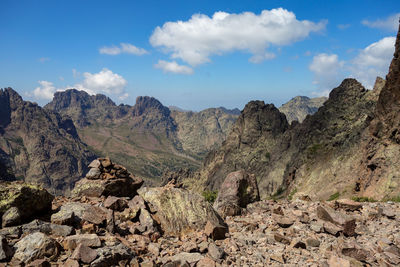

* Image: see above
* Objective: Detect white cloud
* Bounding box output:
[154,60,194,75]
[309,53,345,91]
[33,68,128,101]
[33,80,57,100]
[150,8,326,66]
[362,13,400,31]
[99,43,148,55]
[350,36,395,88]
[75,68,127,95]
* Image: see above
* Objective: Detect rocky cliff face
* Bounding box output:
[170,108,238,159]
[0,88,95,195]
[192,77,385,199]
[194,23,400,202]
[279,96,327,123]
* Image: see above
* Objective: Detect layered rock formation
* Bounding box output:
[0,88,95,194]
[278,96,327,123]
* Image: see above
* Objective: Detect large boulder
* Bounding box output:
[0,182,54,227]
[213,170,260,217]
[71,158,143,198]
[13,232,60,263]
[138,186,228,237]
[51,202,107,226]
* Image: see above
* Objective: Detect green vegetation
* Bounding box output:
[307,143,323,156]
[265,151,271,160]
[287,188,298,201]
[351,196,377,202]
[383,195,400,202]
[202,190,218,203]
[270,187,285,200]
[328,192,340,201]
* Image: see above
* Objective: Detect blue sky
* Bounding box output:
[0,0,399,111]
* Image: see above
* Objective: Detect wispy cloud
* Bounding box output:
[337,24,350,30]
[362,13,400,31]
[99,43,148,55]
[154,60,193,75]
[150,8,327,66]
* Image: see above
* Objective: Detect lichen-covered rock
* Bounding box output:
[91,243,133,267]
[0,182,53,225]
[138,186,227,236]
[213,170,260,217]
[13,232,60,263]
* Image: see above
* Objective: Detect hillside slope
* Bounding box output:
[0,88,95,194]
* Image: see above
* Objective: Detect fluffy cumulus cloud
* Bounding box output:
[350,36,395,88]
[154,60,193,74]
[99,43,148,55]
[33,68,128,101]
[309,53,345,95]
[150,8,326,66]
[74,68,127,95]
[362,13,400,31]
[33,80,57,100]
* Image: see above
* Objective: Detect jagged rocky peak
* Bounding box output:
[279,95,327,123]
[235,101,288,140]
[132,96,170,117]
[46,89,116,111]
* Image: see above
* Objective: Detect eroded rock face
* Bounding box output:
[279,96,327,123]
[138,186,228,236]
[0,88,95,195]
[213,170,260,217]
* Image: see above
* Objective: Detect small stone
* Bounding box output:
[323,222,342,236]
[270,253,285,264]
[183,241,198,253]
[341,247,368,262]
[63,234,101,250]
[204,220,228,240]
[334,199,362,211]
[26,259,50,267]
[170,252,204,265]
[274,233,290,245]
[197,257,216,267]
[88,159,101,169]
[0,235,12,261]
[306,238,320,247]
[208,243,224,260]
[64,259,80,267]
[86,167,101,179]
[274,215,295,228]
[148,242,160,256]
[104,196,128,211]
[100,158,112,168]
[2,207,21,227]
[71,243,98,264]
[328,255,350,267]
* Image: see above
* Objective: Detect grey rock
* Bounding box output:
[91,243,132,267]
[86,167,101,179]
[208,243,225,261]
[13,232,60,263]
[2,207,21,227]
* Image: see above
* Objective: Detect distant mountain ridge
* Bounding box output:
[279,96,327,123]
[0,88,95,195]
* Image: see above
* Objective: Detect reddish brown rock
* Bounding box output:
[71,243,98,264]
[213,170,260,217]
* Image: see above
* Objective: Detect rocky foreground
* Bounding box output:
[0,159,399,266]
